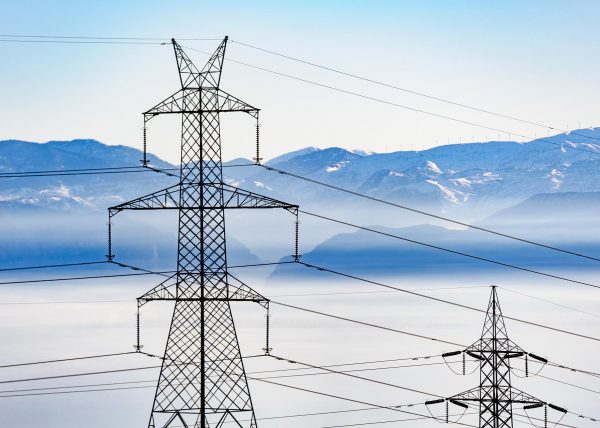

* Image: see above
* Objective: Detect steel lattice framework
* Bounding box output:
[441,287,549,427]
[108,37,297,428]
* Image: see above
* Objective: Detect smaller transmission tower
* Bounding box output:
[427,286,566,427]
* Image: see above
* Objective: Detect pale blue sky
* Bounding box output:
[1,0,599,162]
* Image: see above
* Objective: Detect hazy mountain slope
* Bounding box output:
[271,220,600,280]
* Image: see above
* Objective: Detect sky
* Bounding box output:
[1,0,600,163]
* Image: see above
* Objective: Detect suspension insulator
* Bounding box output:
[106,221,114,261]
[262,304,272,355]
[293,219,300,261]
[134,300,143,351]
[446,400,449,423]
[141,124,149,166]
[253,121,263,165]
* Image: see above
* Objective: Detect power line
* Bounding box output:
[0,170,154,178]
[274,264,600,379]
[254,360,455,379]
[3,356,598,419]
[0,359,452,395]
[0,348,595,422]
[0,379,156,395]
[270,284,488,298]
[0,360,442,401]
[113,259,293,275]
[0,270,174,286]
[271,300,465,347]
[0,351,137,369]
[0,163,249,179]
[247,376,478,428]
[513,367,600,397]
[4,350,597,402]
[259,356,600,403]
[229,39,600,145]
[547,360,600,379]
[182,44,600,157]
[0,286,479,305]
[498,286,600,319]
[3,354,598,400]
[0,35,219,41]
[0,299,130,306]
[0,377,472,428]
[0,285,480,304]
[0,260,107,272]
[0,261,292,286]
[6,259,596,353]
[296,261,600,343]
[0,381,472,427]
[0,372,410,425]
[498,286,600,318]
[320,414,476,428]
[0,39,165,45]
[300,210,600,291]
[0,165,141,175]
[0,384,155,398]
[4,34,600,157]
[5,34,599,148]
[267,353,443,398]
[321,414,479,428]
[250,353,444,375]
[256,407,437,425]
[262,165,600,264]
[0,365,161,385]
[6,259,592,347]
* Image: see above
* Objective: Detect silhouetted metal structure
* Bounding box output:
[428,286,566,427]
[108,37,298,428]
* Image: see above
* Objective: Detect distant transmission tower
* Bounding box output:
[108,37,298,428]
[427,286,566,427]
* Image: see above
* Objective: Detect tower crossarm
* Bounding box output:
[138,273,178,306]
[138,272,268,308]
[509,388,544,406]
[447,387,481,404]
[108,184,180,215]
[144,88,259,122]
[220,183,298,214]
[446,387,544,406]
[109,183,297,215]
[464,337,525,356]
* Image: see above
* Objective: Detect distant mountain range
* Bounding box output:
[2,130,600,271]
[3,129,600,216]
[0,139,176,211]
[243,128,600,220]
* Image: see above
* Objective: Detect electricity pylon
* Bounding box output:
[108,37,298,428]
[427,286,566,427]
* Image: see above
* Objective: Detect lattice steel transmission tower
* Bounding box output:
[108,37,298,428]
[427,286,566,427]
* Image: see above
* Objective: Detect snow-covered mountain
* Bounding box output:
[0,139,177,211]
[3,129,600,218]
[228,127,600,220]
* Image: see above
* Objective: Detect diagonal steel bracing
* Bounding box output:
[432,287,566,427]
[108,37,297,428]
